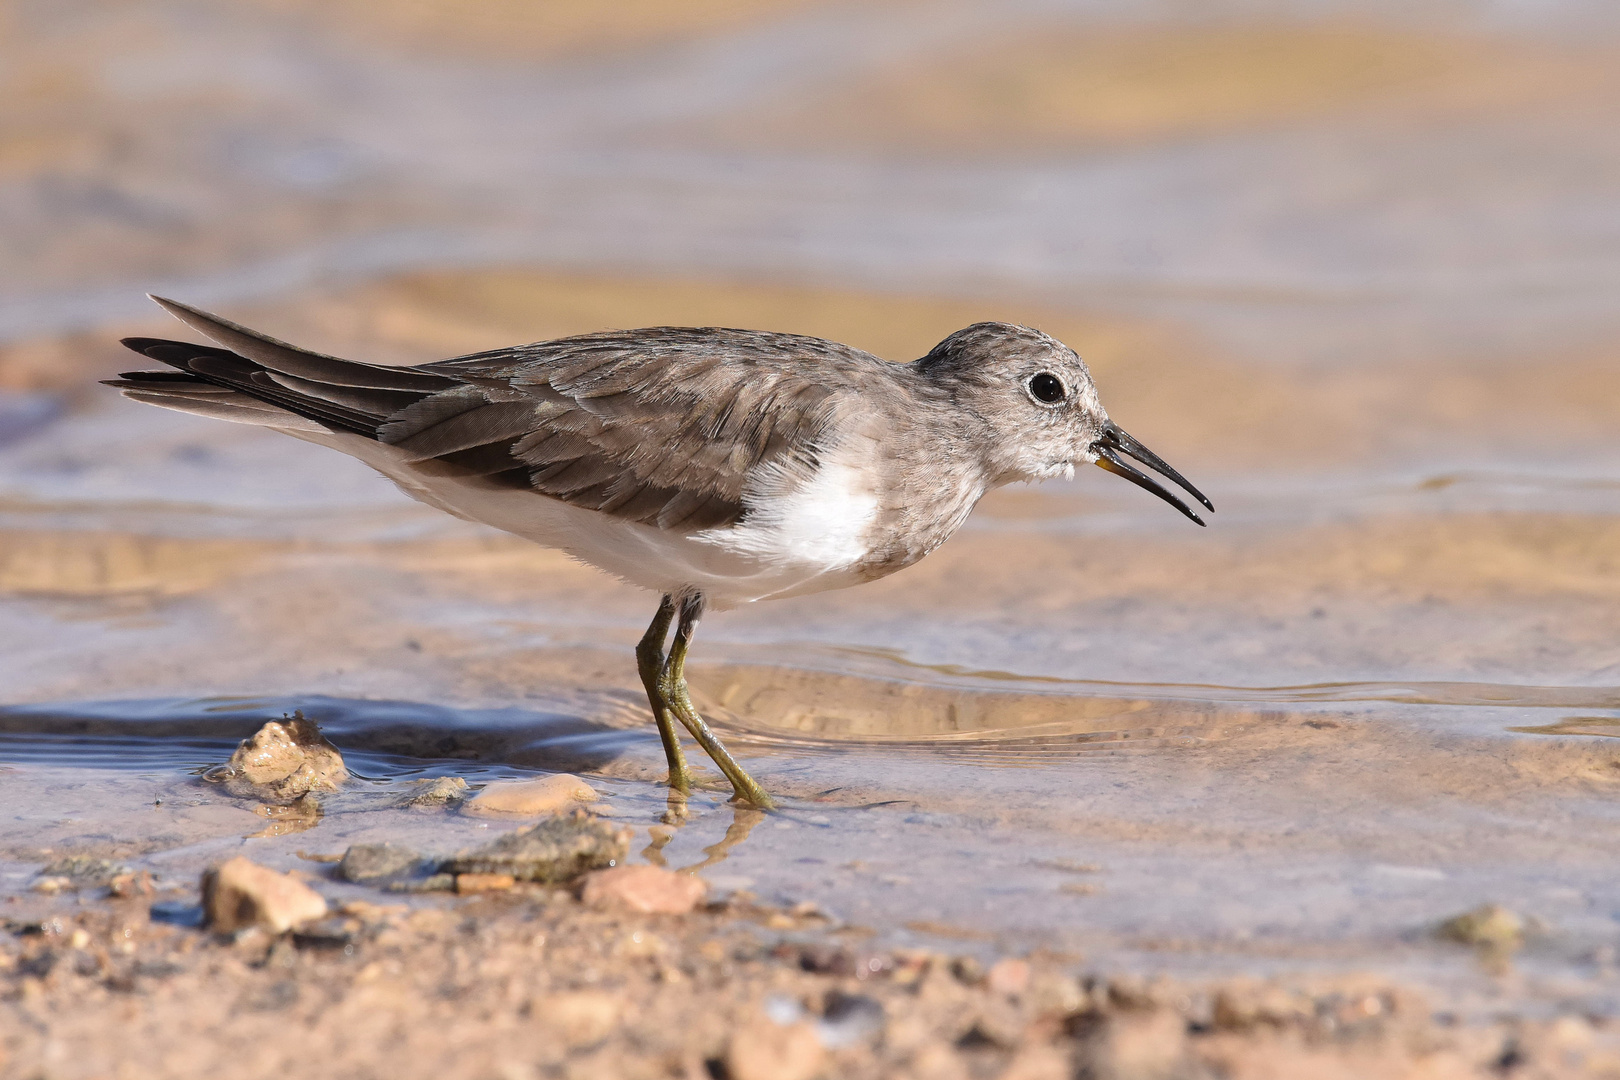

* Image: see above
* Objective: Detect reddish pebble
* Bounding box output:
[455,872,516,894]
[987,957,1031,997]
[201,856,327,934]
[580,864,705,914]
[727,1018,824,1080]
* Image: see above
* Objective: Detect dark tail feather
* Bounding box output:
[114,337,379,436]
[146,296,451,392]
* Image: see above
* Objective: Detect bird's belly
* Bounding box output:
[310,430,870,607]
[459,487,868,607]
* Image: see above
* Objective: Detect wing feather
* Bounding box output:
[386,401,541,460]
[118,307,883,534]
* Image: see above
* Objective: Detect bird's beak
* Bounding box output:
[1092,422,1213,526]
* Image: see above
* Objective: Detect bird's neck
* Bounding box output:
[841,393,992,583]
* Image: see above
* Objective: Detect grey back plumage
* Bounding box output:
[109,299,886,532]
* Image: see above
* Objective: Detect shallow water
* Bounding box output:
[2,0,1620,1020]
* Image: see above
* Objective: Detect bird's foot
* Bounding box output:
[659,672,775,810]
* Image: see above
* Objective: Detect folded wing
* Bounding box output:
[107,297,853,531]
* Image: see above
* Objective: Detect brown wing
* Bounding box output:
[109,300,867,532]
[406,327,860,529]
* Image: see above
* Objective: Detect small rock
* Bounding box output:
[727,1016,825,1080]
[388,873,457,894]
[455,873,516,894]
[1076,1008,1189,1080]
[889,949,936,987]
[31,876,72,895]
[999,1045,1074,1080]
[963,1003,1027,1049]
[1105,975,1163,1011]
[987,957,1031,997]
[40,856,131,888]
[580,864,705,914]
[201,856,328,934]
[1438,904,1524,951]
[336,843,430,885]
[108,871,156,898]
[463,774,598,817]
[796,942,856,976]
[1211,981,1313,1030]
[817,990,885,1049]
[209,713,347,804]
[442,814,630,883]
[535,991,620,1049]
[1029,973,1088,1020]
[951,956,985,985]
[401,776,468,809]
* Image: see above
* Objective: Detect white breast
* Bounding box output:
[695,452,879,577]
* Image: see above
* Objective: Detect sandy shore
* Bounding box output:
[6,871,1616,1079]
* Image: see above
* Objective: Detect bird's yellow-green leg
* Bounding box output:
[636,595,693,795]
[659,595,776,810]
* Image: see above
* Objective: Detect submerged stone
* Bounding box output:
[463,773,598,817]
[208,712,347,804]
[442,814,630,884]
[401,776,468,809]
[1438,904,1524,951]
[39,856,131,888]
[336,843,431,885]
[387,873,457,894]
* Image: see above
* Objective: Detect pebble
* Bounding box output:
[534,991,620,1049]
[816,991,885,1049]
[998,1045,1073,1080]
[391,873,457,893]
[201,856,328,934]
[1438,904,1524,951]
[211,713,347,803]
[987,957,1031,997]
[107,870,155,898]
[1211,981,1314,1030]
[580,864,706,915]
[442,814,630,883]
[455,873,516,894]
[1078,1007,1189,1080]
[463,774,598,817]
[727,1016,824,1080]
[402,776,468,809]
[336,843,430,885]
[40,856,131,888]
[950,956,985,985]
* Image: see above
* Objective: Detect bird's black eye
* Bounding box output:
[1028,372,1066,404]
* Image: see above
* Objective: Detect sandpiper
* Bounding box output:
[108,296,1212,808]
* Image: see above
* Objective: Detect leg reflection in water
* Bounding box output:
[638,802,767,872]
[683,806,766,874]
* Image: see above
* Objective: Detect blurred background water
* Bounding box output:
[2,0,1620,1013]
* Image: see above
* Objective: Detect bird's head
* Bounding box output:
[915,322,1212,525]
